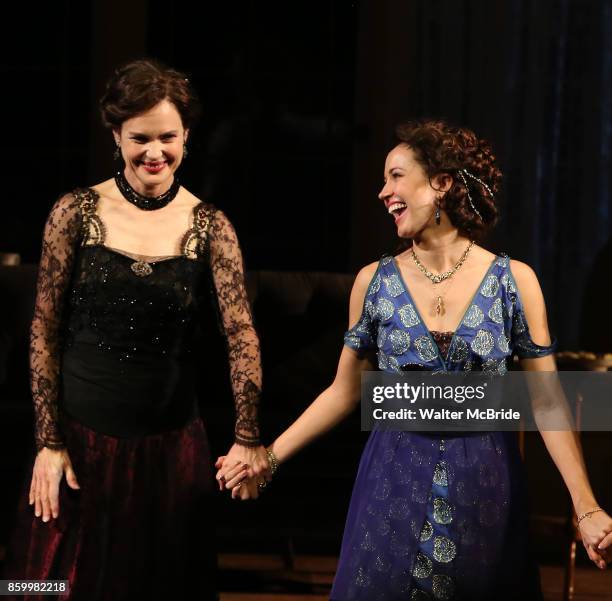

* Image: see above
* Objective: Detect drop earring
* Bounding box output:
[183,143,189,158]
[435,199,441,225]
[113,143,121,161]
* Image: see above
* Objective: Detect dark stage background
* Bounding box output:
[1,0,611,582]
[1,0,611,351]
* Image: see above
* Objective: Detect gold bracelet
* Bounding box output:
[266,448,279,475]
[577,507,603,524]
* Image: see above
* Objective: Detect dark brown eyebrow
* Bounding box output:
[384,166,405,177]
[127,130,179,136]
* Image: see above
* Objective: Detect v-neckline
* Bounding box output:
[390,254,498,369]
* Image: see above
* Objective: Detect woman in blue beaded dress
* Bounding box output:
[220,120,612,599]
[2,60,271,600]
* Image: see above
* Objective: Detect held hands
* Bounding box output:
[29,447,80,522]
[215,443,271,501]
[577,507,612,569]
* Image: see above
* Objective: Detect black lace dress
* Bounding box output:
[3,188,262,600]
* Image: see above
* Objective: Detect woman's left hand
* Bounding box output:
[577,509,612,569]
[215,443,271,500]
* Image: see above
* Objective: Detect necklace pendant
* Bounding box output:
[131,260,153,277]
[435,295,445,316]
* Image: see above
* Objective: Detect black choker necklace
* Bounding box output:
[115,170,180,210]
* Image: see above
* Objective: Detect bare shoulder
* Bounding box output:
[179,186,206,211]
[509,259,541,294]
[354,260,379,291]
[347,260,378,324]
[471,244,497,267]
[90,178,115,197]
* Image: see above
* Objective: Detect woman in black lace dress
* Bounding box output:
[3,59,269,600]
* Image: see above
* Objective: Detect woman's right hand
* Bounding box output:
[29,447,80,522]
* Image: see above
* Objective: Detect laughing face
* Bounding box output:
[378,144,451,239]
[113,99,187,197]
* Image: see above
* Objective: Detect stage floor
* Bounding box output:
[217,554,612,601]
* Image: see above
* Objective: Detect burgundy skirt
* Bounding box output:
[3,415,218,600]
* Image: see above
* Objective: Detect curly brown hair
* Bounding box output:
[99,59,201,130]
[395,120,502,239]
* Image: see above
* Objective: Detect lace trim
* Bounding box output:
[209,209,262,447]
[31,192,83,450]
[76,187,212,260]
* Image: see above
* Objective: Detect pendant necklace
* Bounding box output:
[411,240,474,318]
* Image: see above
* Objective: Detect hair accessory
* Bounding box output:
[457,169,495,222]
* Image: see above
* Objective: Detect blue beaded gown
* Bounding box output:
[331,254,556,601]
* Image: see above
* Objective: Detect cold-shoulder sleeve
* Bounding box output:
[30,193,82,451]
[506,266,557,359]
[344,264,381,354]
[209,209,262,447]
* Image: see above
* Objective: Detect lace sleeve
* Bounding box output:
[209,209,262,447]
[30,193,82,451]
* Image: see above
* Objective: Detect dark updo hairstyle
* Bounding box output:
[99,59,201,130]
[395,119,502,240]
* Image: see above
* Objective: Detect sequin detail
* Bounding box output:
[388,355,402,372]
[383,274,404,297]
[415,336,438,362]
[463,304,484,328]
[399,303,420,327]
[433,461,448,486]
[376,298,396,321]
[433,536,457,563]
[377,327,388,349]
[413,552,433,579]
[512,310,528,335]
[483,358,507,375]
[389,329,411,354]
[480,274,500,298]
[448,337,468,363]
[365,299,376,320]
[488,298,504,324]
[355,566,370,588]
[501,271,516,293]
[470,329,494,357]
[369,273,382,295]
[432,498,454,525]
[432,574,455,600]
[411,590,433,601]
[419,520,433,542]
[496,255,509,268]
[497,332,510,353]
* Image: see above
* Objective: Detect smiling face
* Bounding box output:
[113,99,187,196]
[378,144,452,239]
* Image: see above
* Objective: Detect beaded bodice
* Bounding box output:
[64,189,212,363]
[30,189,262,450]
